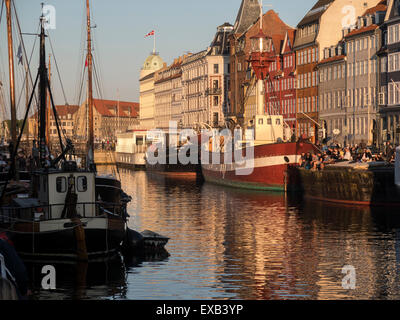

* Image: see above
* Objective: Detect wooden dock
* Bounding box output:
[94,151,117,165]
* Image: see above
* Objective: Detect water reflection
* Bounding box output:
[29,168,400,300]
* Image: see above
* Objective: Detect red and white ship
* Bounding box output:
[201,7,315,191]
[202,138,315,191]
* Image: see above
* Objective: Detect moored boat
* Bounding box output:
[0,3,127,261]
[202,136,316,191]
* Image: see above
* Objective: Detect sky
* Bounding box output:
[0,0,316,119]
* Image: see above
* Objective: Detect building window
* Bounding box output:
[214,64,219,74]
[213,96,219,106]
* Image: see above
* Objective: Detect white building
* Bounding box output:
[139,52,165,130]
[181,23,233,129]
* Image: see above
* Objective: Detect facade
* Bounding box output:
[294,0,381,143]
[181,24,232,129]
[343,2,386,146]
[229,6,291,126]
[154,56,184,129]
[139,53,165,130]
[265,30,297,132]
[49,105,79,138]
[379,0,400,146]
[28,105,79,141]
[74,99,139,141]
[317,0,386,146]
[229,0,261,123]
[317,44,347,145]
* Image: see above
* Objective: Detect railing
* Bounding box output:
[206,88,222,95]
[0,201,124,224]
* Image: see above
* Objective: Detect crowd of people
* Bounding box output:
[0,140,56,173]
[299,141,398,170]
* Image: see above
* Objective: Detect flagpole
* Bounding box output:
[153,31,156,54]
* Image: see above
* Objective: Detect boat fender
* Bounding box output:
[396,147,400,187]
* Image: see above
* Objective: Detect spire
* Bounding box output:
[233,0,261,34]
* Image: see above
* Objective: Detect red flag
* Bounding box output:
[85,57,88,67]
[145,30,155,38]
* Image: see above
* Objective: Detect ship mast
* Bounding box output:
[86,0,94,169]
[5,0,17,164]
[46,54,51,147]
[39,8,48,165]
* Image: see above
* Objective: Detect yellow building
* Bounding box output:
[139,53,165,130]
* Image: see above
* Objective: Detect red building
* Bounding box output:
[265,30,297,131]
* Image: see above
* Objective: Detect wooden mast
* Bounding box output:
[46,54,51,147]
[86,0,94,168]
[39,8,48,165]
[5,0,17,159]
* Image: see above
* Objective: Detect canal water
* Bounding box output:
[28,167,400,300]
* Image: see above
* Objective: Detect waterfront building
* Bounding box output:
[181,23,232,129]
[378,0,400,146]
[317,43,347,145]
[139,52,165,130]
[228,0,261,123]
[244,30,297,134]
[294,0,381,143]
[154,56,184,129]
[265,30,297,132]
[343,1,386,146]
[49,105,79,138]
[74,99,139,141]
[229,4,291,126]
[28,105,79,141]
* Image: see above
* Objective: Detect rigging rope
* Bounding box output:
[47,31,69,105]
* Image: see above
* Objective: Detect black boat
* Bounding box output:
[0,3,127,261]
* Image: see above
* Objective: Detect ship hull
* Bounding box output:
[201,142,315,191]
[7,216,125,261]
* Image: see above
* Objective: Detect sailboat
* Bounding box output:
[0,4,127,261]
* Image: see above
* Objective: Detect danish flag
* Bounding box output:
[145,30,155,38]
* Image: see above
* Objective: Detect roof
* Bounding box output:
[182,50,207,66]
[363,0,387,16]
[29,105,79,119]
[142,53,164,71]
[271,34,285,55]
[53,105,79,116]
[297,0,334,27]
[139,71,156,82]
[344,24,379,38]
[93,99,139,118]
[317,54,346,66]
[233,0,261,34]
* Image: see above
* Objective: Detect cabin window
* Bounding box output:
[267,119,272,125]
[136,137,144,145]
[258,119,264,125]
[56,177,67,193]
[276,119,281,125]
[77,176,88,192]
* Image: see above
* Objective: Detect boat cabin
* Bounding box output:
[248,115,284,144]
[32,167,96,220]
